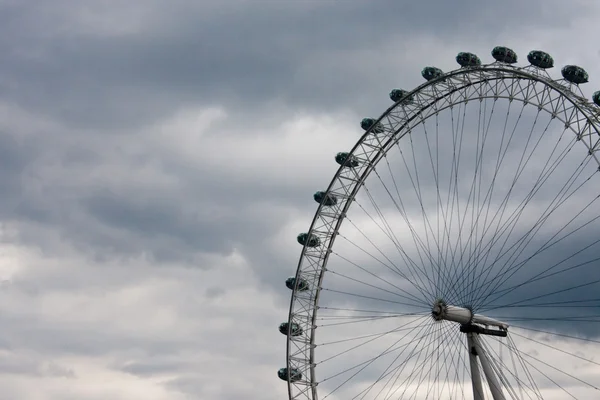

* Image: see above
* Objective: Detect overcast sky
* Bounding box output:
[1,1,600,399]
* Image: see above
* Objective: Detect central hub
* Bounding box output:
[431,299,473,324]
[431,299,509,331]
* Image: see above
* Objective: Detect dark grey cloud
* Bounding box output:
[0,0,599,398]
[0,0,590,130]
[0,0,592,272]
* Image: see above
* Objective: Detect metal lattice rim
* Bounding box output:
[285,62,600,400]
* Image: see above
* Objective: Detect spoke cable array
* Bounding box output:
[281,48,600,399]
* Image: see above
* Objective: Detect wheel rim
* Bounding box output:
[284,51,600,400]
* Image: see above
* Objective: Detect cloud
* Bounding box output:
[0,242,289,399]
[1,0,595,129]
[0,0,599,398]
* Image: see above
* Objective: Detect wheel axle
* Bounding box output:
[431,299,509,331]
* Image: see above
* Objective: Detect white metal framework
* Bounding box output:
[284,56,600,400]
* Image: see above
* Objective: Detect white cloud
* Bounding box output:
[1,1,599,398]
[0,235,290,399]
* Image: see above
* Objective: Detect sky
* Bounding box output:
[0,0,600,399]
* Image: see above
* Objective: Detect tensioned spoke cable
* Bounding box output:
[456,102,528,306]
[381,145,444,297]
[430,103,460,300]
[479,254,600,310]
[318,314,425,321]
[505,333,529,400]
[463,103,544,306]
[320,288,430,310]
[458,336,471,399]
[337,228,432,301]
[476,339,510,398]
[506,334,544,399]
[509,324,600,344]
[488,332,600,396]
[432,323,465,399]
[421,110,447,296]
[402,326,441,399]
[440,101,468,301]
[316,315,429,365]
[325,268,429,308]
[482,277,600,313]
[465,99,518,307]
[455,109,556,282]
[507,338,600,392]
[453,328,470,399]
[442,99,527,307]
[451,96,497,306]
[491,334,544,399]
[319,322,434,389]
[316,317,430,346]
[478,340,522,400]
[510,330,600,367]
[352,323,444,400]
[491,316,600,323]
[407,322,444,399]
[481,337,542,400]
[319,307,425,314]
[320,319,435,399]
[301,75,600,400]
[467,134,582,307]
[358,178,429,275]
[368,322,451,400]
[423,100,467,303]
[404,120,453,299]
[475,157,596,307]
[430,105,462,300]
[479,142,586,273]
[449,96,497,305]
[374,322,445,400]
[331,251,428,306]
[367,165,441,297]
[448,97,479,300]
[465,104,544,278]
[345,191,436,299]
[317,314,423,328]
[464,114,565,306]
[408,126,436,274]
[347,157,434,289]
[475,190,600,308]
[370,161,441,298]
[482,298,600,310]
[457,97,489,308]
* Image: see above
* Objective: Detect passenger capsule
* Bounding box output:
[561,65,589,84]
[279,322,303,336]
[593,91,600,107]
[389,89,413,103]
[360,118,384,133]
[421,66,444,81]
[285,276,309,291]
[491,46,517,64]
[278,367,302,382]
[335,152,360,168]
[297,233,320,247]
[527,50,554,69]
[456,52,481,67]
[314,191,338,206]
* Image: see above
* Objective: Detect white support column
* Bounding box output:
[467,333,485,400]
[472,334,506,400]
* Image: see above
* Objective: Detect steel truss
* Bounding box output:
[285,62,600,400]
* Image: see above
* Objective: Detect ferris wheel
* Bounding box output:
[278,47,600,400]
